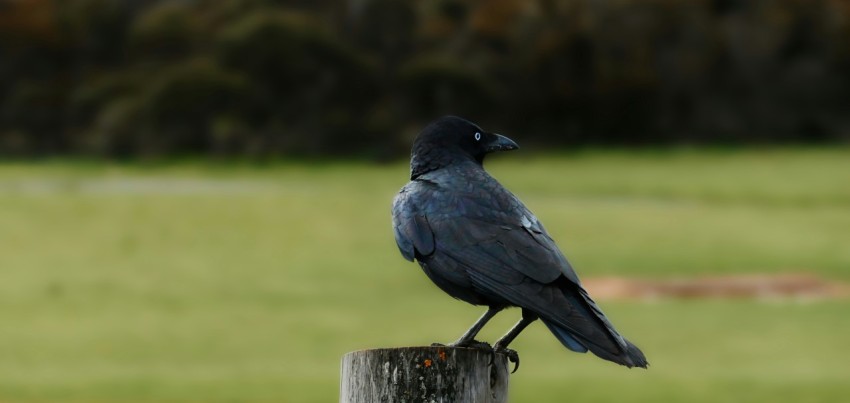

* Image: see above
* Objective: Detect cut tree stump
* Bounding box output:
[340,346,510,403]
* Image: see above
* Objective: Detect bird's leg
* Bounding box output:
[494,310,539,373]
[432,306,502,350]
[453,306,502,347]
[493,311,537,349]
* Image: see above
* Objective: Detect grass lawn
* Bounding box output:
[0,148,848,402]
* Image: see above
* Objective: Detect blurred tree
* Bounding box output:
[399,55,495,119]
[350,0,416,73]
[128,2,202,61]
[0,0,848,157]
[217,10,380,155]
[0,0,66,154]
[89,60,245,157]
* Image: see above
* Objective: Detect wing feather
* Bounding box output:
[430,215,574,285]
[392,189,435,261]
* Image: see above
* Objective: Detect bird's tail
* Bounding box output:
[543,319,648,368]
[540,280,649,368]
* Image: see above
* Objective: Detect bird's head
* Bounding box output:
[409,116,519,179]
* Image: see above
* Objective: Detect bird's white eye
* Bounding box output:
[474,132,481,141]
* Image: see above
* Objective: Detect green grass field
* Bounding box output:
[1,148,848,402]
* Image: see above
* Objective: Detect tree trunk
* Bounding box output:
[340,346,510,403]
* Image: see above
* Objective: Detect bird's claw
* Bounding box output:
[462,341,497,366]
[494,345,520,373]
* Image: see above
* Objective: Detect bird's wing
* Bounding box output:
[393,180,578,284]
[393,212,434,262]
[427,214,576,285]
[392,186,435,262]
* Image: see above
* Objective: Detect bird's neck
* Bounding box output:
[411,153,483,180]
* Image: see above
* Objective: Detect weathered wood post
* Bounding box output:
[340,346,510,402]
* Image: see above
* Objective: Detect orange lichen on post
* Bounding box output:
[438,350,447,361]
[424,359,432,368]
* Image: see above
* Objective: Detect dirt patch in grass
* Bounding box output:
[583,273,850,301]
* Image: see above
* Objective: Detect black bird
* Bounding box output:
[392,116,648,370]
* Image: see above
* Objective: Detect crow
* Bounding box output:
[392,116,648,371]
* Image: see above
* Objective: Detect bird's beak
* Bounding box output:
[486,133,520,153]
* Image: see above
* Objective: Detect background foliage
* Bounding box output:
[2,0,849,158]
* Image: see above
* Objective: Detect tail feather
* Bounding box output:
[542,319,588,353]
[541,278,649,368]
[543,319,648,368]
[623,339,649,368]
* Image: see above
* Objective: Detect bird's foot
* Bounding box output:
[431,340,497,364]
[431,339,492,350]
[457,340,494,351]
[494,343,520,373]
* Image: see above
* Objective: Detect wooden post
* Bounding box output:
[340,346,510,403]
